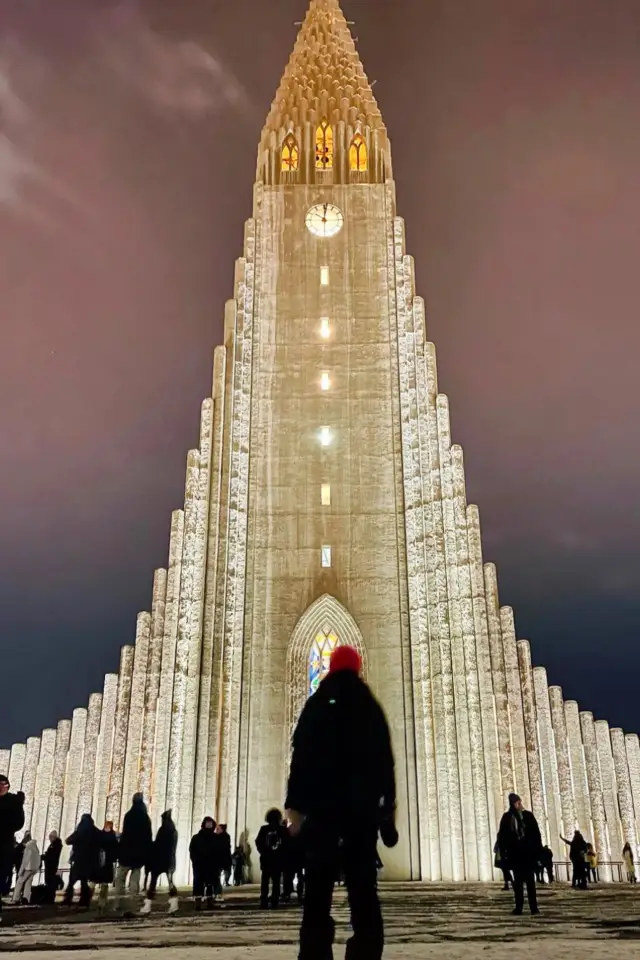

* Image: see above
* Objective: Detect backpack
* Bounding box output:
[265,828,282,854]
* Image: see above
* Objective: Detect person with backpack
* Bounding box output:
[189,817,219,910]
[140,810,179,915]
[256,809,288,909]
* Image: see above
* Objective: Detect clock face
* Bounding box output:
[305,203,344,238]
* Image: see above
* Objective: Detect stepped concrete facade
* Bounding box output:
[3,0,639,883]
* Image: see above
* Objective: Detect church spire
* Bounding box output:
[258,0,388,181]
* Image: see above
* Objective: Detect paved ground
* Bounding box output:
[1,883,639,958]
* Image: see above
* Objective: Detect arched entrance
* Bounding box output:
[285,594,367,744]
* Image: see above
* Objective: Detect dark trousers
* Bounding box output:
[512,868,538,914]
[147,870,177,900]
[64,868,92,906]
[500,866,511,889]
[44,869,59,903]
[0,850,13,909]
[299,821,383,960]
[261,867,282,908]
[571,860,587,889]
[192,872,215,906]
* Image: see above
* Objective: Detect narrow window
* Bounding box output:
[349,133,368,172]
[321,484,331,506]
[319,426,332,447]
[320,372,331,391]
[309,630,340,695]
[321,545,332,568]
[281,133,299,172]
[319,318,330,339]
[315,121,333,170]
[320,266,329,286]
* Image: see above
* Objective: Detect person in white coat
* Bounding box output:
[13,833,40,904]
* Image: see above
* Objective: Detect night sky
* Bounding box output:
[2,0,640,747]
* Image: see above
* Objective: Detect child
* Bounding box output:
[232,846,246,886]
[255,809,287,909]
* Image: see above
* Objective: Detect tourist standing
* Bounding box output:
[42,831,63,903]
[286,645,396,960]
[256,809,288,909]
[586,844,598,883]
[95,821,119,910]
[114,793,152,914]
[64,814,102,906]
[540,845,554,884]
[622,843,637,883]
[560,831,588,889]
[216,823,232,891]
[140,810,179,915]
[190,817,219,910]
[498,793,542,916]
[232,845,246,886]
[13,833,40,905]
[0,775,25,923]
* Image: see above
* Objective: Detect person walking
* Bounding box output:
[622,843,637,883]
[256,809,288,909]
[64,814,102,907]
[13,833,40,905]
[140,810,179,915]
[286,644,396,960]
[190,817,220,910]
[560,831,588,889]
[114,794,152,915]
[42,831,63,903]
[0,774,25,923]
[497,793,542,916]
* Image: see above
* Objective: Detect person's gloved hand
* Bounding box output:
[379,817,399,849]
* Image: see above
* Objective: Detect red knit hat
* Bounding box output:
[329,645,362,675]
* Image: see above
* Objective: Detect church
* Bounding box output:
[2,0,639,884]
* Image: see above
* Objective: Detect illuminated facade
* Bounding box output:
[2,0,639,883]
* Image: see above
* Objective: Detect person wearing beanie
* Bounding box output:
[286,644,395,960]
[497,793,543,916]
[0,775,25,923]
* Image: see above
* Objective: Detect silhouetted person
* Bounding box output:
[0,775,24,923]
[141,810,179,915]
[190,817,218,910]
[561,831,588,889]
[540,845,554,884]
[43,831,63,903]
[287,645,396,960]
[623,842,637,883]
[64,814,102,907]
[96,821,119,910]
[256,809,288,909]
[114,793,152,914]
[498,793,542,916]
[216,823,232,891]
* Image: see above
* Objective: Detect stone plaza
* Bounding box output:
[1,884,639,958]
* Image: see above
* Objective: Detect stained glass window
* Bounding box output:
[281,134,299,172]
[308,630,342,695]
[315,121,333,170]
[349,134,368,172]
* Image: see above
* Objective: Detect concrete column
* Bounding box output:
[625,734,640,855]
[595,720,623,859]
[93,676,118,828]
[0,750,9,777]
[152,510,184,823]
[31,728,56,850]
[78,693,102,819]
[437,396,475,881]
[611,728,638,858]
[139,569,167,804]
[467,507,502,850]
[564,700,592,838]
[8,744,26,792]
[122,612,151,808]
[45,719,72,838]
[516,641,544,831]
[60,708,87,859]
[501,608,530,807]
[105,647,135,827]
[533,668,562,848]
[580,711,611,880]
[21,737,41,836]
[548,686,577,836]
[484,564,513,802]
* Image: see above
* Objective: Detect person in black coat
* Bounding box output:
[95,821,119,910]
[64,814,102,906]
[560,831,588,889]
[216,824,232,891]
[0,776,25,921]
[114,793,152,912]
[256,809,288,909]
[141,811,179,915]
[43,831,63,903]
[498,793,543,916]
[189,817,219,909]
[286,645,396,960]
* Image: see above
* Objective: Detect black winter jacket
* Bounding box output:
[66,815,103,879]
[498,808,543,870]
[189,826,220,879]
[118,798,152,869]
[256,823,288,870]
[95,830,119,884]
[152,812,178,875]
[0,792,25,855]
[43,837,63,876]
[286,670,396,824]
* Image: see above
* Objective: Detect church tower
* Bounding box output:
[3,0,640,885]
